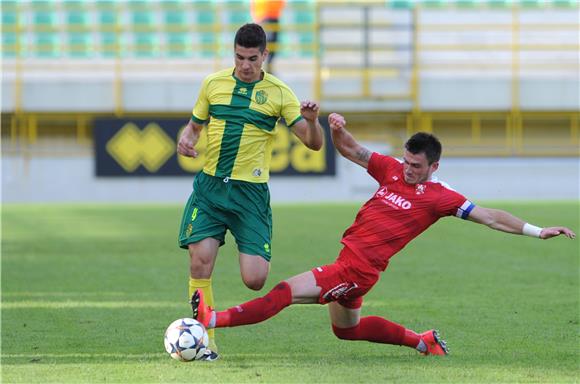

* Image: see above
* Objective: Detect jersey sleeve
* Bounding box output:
[367,152,399,184]
[191,76,210,124]
[436,187,476,219]
[280,85,302,127]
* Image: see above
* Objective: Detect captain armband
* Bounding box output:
[522,223,543,238]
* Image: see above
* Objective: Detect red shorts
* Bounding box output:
[311,247,380,309]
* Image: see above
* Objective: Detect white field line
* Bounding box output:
[0,301,183,309]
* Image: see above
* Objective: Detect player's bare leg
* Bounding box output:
[328,302,361,328]
[285,271,321,304]
[238,253,270,291]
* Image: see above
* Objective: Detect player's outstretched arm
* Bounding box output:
[467,205,576,240]
[328,113,372,169]
[291,101,324,151]
[177,119,203,158]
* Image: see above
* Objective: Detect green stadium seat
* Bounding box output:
[520,0,541,7]
[161,1,191,57]
[167,34,191,57]
[128,2,158,57]
[196,1,217,58]
[453,0,478,8]
[226,0,252,25]
[2,11,18,27]
[2,33,20,57]
[99,10,117,28]
[102,33,121,58]
[31,2,59,57]
[422,0,446,7]
[1,1,21,57]
[293,1,315,58]
[134,34,159,58]
[35,34,59,58]
[487,0,510,8]
[96,1,121,57]
[69,33,92,58]
[64,3,92,58]
[165,11,186,26]
[551,0,577,7]
[388,0,413,9]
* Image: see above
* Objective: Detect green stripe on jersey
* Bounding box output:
[209,105,279,132]
[215,80,255,177]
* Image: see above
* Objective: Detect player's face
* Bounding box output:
[402,150,439,184]
[234,45,268,83]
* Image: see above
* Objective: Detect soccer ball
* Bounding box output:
[164,318,209,362]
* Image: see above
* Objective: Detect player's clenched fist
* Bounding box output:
[300,100,320,122]
[328,113,346,131]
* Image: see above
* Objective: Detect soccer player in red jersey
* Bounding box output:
[190,112,576,356]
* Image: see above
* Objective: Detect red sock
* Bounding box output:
[332,316,420,348]
[215,281,292,327]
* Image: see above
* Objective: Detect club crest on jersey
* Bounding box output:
[415,184,426,195]
[255,90,268,104]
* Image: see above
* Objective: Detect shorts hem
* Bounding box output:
[179,235,225,249]
[237,248,271,262]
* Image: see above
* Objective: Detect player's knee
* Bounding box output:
[332,324,358,340]
[189,253,214,278]
[242,275,266,291]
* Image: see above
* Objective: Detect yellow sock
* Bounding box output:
[189,277,217,350]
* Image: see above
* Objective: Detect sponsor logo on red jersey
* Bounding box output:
[374,186,412,210]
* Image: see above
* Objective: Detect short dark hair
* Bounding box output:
[405,132,442,164]
[234,23,267,52]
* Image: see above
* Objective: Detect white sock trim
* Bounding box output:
[416,339,427,352]
[208,311,216,329]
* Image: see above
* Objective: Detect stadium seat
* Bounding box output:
[422,0,446,7]
[226,0,252,26]
[519,0,539,5]
[453,0,478,7]
[388,0,413,9]
[96,1,121,57]
[129,1,159,57]
[64,2,92,58]
[552,0,576,7]
[162,1,191,57]
[196,1,217,58]
[487,0,510,8]
[2,33,19,58]
[1,3,20,57]
[31,1,59,57]
[293,0,315,58]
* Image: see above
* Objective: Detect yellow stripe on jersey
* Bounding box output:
[191,68,302,183]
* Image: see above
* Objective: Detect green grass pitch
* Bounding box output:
[2,202,578,383]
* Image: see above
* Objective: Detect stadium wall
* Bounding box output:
[3,151,578,203]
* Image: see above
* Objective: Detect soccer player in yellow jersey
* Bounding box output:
[177,23,324,360]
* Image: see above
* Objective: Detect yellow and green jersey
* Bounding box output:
[191,67,303,183]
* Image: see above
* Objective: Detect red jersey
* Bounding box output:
[341,152,475,272]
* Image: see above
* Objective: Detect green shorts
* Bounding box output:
[178,171,273,261]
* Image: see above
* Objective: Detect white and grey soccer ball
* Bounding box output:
[164,318,209,362]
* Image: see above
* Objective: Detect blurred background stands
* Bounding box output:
[1,0,578,157]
